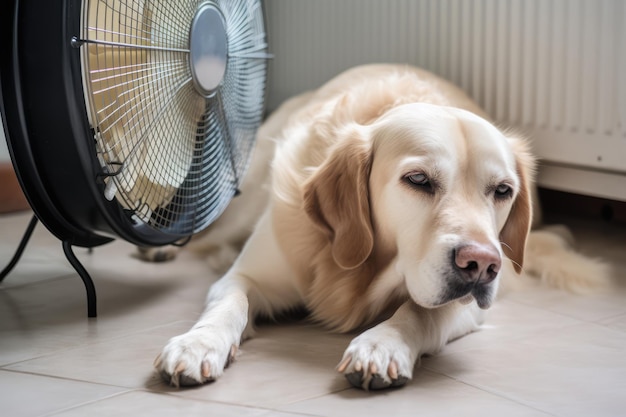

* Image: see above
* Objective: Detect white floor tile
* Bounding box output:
[597,313,626,334]
[1,213,75,288]
[442,298,581,355]
[0,270,211,366]
[423,322,626,417]
[281,369,552,417]
[505,286,626,323]
[0,370,125,417]
[5,321,195,389]
[47,391,273,417]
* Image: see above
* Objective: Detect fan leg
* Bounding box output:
[1,215,97,317]
[62,241,97,318]
[0,215,38,283]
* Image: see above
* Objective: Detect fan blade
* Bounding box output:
[81,0,269,235]
[85,0,204,214]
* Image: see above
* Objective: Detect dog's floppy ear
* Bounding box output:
[303,135,373,269]
[500,137,534,274]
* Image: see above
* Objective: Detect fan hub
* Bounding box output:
[189,3,228,96]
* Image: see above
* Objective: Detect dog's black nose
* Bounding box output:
[453,242,501,284]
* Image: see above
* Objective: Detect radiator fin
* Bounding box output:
[265,0,626,172]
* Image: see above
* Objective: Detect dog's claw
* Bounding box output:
[225,345,238,368]
[342,359,409,390]
[337,355,352,373]
[369,363,378,375]
[388,361,398,380]
[174,361,186,374]
[159,360,212,387]
[201,361,211,378]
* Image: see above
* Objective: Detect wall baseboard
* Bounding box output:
[0,162,30,214]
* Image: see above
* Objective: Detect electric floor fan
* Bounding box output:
[0,0,270,317]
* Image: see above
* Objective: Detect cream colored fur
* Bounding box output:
[154,64,611,390]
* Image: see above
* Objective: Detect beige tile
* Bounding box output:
[0,213,75,287]
[281,369,551,417]
[443,298,581,355]
[48,391,275,417]
[0,272,208,365]
[0,370,125,417]
[156,324,353,409]
[505,286,626,323]
[0,242,216,365]
[6,321,195,388]
[423,323,626,416]
[0,276,104,366]
[0,251,74,288]
[597,313,626,334]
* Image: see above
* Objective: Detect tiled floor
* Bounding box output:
[1,211,625,417]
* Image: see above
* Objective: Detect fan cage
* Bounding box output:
[79,0,269,238]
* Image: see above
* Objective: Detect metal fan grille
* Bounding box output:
[79,0,268,237]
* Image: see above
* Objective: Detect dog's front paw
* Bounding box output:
[337,329,413,390]
[155,328,238,387]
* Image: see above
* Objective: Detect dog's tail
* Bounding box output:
[523,226,612,293]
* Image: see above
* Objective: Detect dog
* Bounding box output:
[154,64,610,390]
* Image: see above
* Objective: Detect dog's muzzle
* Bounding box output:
[440,241,502,309]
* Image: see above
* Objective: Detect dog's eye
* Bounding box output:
[494,184,513,199]
[404,173,434,193]
[407,173,429,186]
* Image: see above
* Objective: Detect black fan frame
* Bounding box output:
[0,0,221,248]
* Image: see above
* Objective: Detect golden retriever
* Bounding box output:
[154,64,609,390]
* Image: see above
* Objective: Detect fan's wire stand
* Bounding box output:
[0,215,98,318]
[0,215,38,281]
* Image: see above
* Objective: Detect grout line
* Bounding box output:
[0,367,130,390]
[141,388,329,417]
[0,364,162,391]
[0,319,197,369]
[0,272,82,291]
[41,389,135,417]
[421,368,559,417]
[592,311,626,326]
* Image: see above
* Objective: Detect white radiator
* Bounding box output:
[264,0,626,201]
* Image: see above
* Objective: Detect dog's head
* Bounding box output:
[304,103,533,310]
